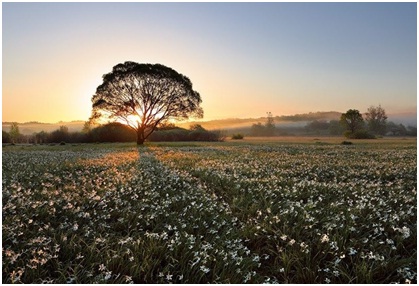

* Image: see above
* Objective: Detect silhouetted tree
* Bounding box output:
[82,121,93,134]
[2,131,11,143]
[265,112,276,136]
[90,62,203,145]
[34,131,49,144]
[87,122,136,142]
[250,113,277,136]
[49,126,69,143]
[157,122,177,131]
[365,105,387,136]
[250,122,265,136]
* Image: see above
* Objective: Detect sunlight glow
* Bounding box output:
[116,114,141,128]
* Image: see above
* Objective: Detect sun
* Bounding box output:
[116,114,141,128]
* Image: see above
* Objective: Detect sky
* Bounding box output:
[2,2,417,123]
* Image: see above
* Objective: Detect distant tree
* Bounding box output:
[250,113,277,136]
[305,120,330,134]
[157,122,177,130]
[189,124,214,141]
[189,124,206,131]
[2,131,11,143]
[365,105,387,136]
[9,122,20,144]
[250,122,265,136]
[50,126,70,143]
[34,131,49,144]
[90,61,203,145]
[82,121,94,134]
[328,120,344,135]
[265,112,276,136]
[340,109,365,134]
[386,121,408,136]
[88,122,136,142]
[407,125,417,136]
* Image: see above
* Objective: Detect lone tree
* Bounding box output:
[340,109,364,134]
[90,62,203,145]
[365,105,387,136]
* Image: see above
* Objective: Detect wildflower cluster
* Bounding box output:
[2,141,416,283]
[153,143,417,283]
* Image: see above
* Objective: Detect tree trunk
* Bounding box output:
[137,129,145,145]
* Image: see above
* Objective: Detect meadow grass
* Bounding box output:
[2,138,416,283]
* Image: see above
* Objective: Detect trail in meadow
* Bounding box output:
[132,148,265,283]
[3,147,265,283]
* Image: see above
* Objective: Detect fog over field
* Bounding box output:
[3,111,416,135]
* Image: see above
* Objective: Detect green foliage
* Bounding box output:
[2,141,416,283]
[9,122,20,143]
[340,109,365,134]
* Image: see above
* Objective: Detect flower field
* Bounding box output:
[2,140,417,283]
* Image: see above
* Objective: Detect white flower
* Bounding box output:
[200,265,210,273]
[320,234,329,243]
[104,271,112,280]
[98,264,106,271]
[348,248,357,255]
[76,253,84,260]
[401,226,410,238]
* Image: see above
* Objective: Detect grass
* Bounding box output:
[2,137,417,283]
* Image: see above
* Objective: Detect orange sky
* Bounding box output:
[2,3,417,123]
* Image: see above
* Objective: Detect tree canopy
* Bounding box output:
[340,109,364,134]
[90,62,203,144]
[365,105,388,136]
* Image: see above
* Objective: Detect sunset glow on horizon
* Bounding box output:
[2,2,417,123]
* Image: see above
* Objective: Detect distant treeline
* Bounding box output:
[275,111,341,122]
[247,119,416,137]
[2,122,225,144]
